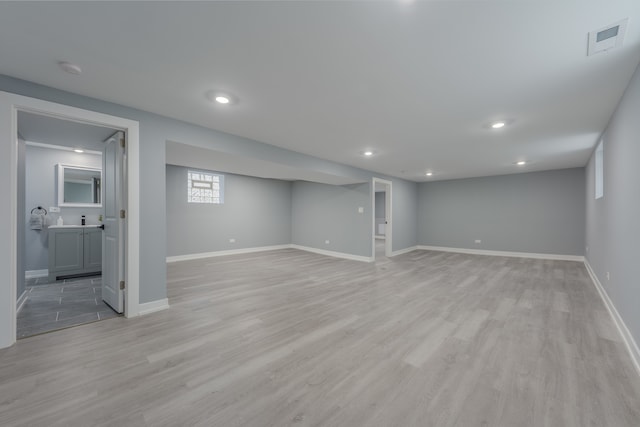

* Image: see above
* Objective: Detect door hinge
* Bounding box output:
[120,209,126,219]
[120,138,125,148]
[120,281,125,290]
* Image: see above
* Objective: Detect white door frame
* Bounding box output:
[0,91,140,349]
[371,177,392,259]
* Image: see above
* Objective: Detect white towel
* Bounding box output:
[30,213,44,230]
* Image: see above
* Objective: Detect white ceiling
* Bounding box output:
[2,1,639,182]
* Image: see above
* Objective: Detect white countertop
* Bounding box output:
[48,225,101,229]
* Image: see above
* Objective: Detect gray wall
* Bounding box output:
[392,179,418,251]
[585,62,640,346]
[25,145,102,271]
[292,181,371,257]
[166,164,291,256]
[418,168,585,255]
[17,138,25,301]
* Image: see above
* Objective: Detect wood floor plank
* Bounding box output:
[1,248,639,426]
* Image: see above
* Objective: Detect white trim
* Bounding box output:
[25,269,48,279]
[16,290,28,315]
[1,90,141,349]
[166,245,291,263]
[374,235,386,240]
[290,244,373,263]
[126,123,140,318]
[25,140,102,155]
[584,260,640,376]
[416,245,584,262]
[390,246,418,257]
[138,298,170,316]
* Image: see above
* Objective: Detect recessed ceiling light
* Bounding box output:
[205,90,236,105]
[491,122,506,129]
[425,172,433,176]
[516,161,526,166]
[363,151,373,157]
[59,61,82,75]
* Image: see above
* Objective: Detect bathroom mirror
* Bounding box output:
[56,164,102,207]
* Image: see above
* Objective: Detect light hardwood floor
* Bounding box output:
[1,248,639,426]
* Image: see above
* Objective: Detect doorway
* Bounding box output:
[17,114,122,338]
[372,178,392,261]
[0,91,141,348]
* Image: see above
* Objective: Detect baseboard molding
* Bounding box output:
[16,290,28,315]
[166,245,291,263]
[25,269,48,279]
[584,260,640,376]
[390,245,418,257]
[416,245,584,262]
[290,244,373,263]
[138,298,170,316]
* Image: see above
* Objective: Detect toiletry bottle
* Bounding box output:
[57,216,63,226]
[81,215,86,226]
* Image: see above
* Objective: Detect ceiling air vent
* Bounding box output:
[587,18,628,56]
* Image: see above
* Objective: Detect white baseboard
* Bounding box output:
[16,290,28,314]
[416,245,584,262]
[166,245,291,263]
[584,260,640,376]
[138,298,170,316]
[25,269,48,279]
[290,244,373,263]
[390,245,418,257]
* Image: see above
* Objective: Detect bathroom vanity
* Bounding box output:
[48,225,102,281]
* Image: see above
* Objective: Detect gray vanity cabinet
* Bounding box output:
[48,227,102,281]
[83,228,103,270]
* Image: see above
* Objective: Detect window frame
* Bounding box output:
[187,170,224,204]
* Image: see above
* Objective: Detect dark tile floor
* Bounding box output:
[17,276,120,339]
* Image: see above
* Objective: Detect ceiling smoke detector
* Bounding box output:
[58,61,82,75]
[587,19,628,56]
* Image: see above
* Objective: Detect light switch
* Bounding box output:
[358,207,364,213]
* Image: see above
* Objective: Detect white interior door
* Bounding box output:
[102,132,125,313]
[372,178,393,260]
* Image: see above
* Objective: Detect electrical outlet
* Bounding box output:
[229,238,236,243]
[586,246,589,252]
[475,239,481,244]
[358,207,364,214]
[325,240,330,245]
[49,207,60,213]
[606,272,610,281]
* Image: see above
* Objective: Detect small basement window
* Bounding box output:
[595,140,604,199]
[188,170,224,204]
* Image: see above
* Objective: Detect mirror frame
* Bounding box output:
[56,163,103,208]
